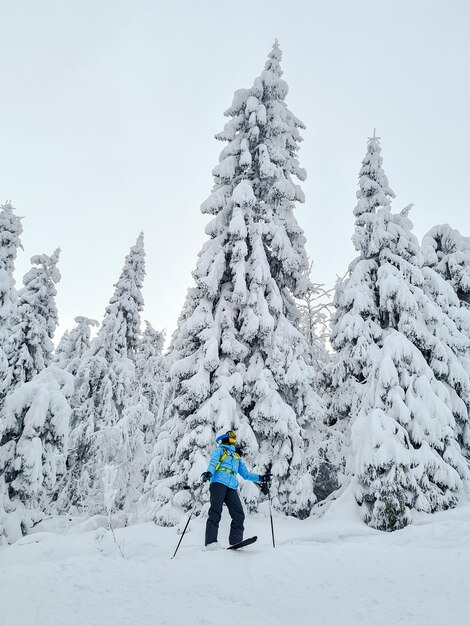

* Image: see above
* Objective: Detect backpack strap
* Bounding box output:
[215,447,241,472]
[215,449,229,471]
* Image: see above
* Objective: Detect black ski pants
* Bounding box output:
[205,482,245,546]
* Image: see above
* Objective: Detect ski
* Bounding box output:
[227,536,257,550]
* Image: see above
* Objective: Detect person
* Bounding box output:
[201,430,271,549]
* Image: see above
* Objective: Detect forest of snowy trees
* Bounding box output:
[1,41,470,545]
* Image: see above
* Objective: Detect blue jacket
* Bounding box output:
[207,444,259,489]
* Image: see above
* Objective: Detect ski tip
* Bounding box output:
[227,536,258,550]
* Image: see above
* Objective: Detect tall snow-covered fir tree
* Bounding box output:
[333,135,470,530]
[88,232,146,363]
[118,321,166,523]
[63,234,149,518]
[0,202,23,407]
[145,41,323,525]
[135,320,165,422]
[0,245,70,544]
[5,249,61,393]
[422,224,470,307]
[329,133,394,423]
[322,135,394,503]
[421,226,470,457]
[352,207,470,530]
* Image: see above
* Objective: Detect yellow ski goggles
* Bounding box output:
[216,430,237,445]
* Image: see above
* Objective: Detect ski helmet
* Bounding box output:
[216,430,237,445]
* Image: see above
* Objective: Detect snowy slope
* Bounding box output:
[1,494,469,626]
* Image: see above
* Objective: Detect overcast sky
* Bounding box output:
[1,0,469,343]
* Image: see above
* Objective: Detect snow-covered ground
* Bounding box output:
[1,492,469,626]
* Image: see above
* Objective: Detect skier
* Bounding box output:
[201,430,271,549]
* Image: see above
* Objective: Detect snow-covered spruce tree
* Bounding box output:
[423,224,470,307]
[351,211,470,527]
[0,247,70,544]
[64,234,148,518]
[55,316,99,375]
[5,249,61,393]
[329,134,394,423]
[421,225,470,456]
[336,137,470,530]
[0,366,73,544]
[351,329,465,531]
[146,42,323,525]
[420,262,470,458]
[89,232,146,363]
[118,321,166,523]
[322,135,395,500]
[0,202,23,407]
[127,320,165,427]
[137,320,165,421]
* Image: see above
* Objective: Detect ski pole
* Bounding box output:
[171,486,194,559]
[267,481,276,548]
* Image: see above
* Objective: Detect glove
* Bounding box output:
[258,473,271,483]
[201,471,212,483]
[259,482,269,496]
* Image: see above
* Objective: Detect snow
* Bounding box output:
[1,498,470,626]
